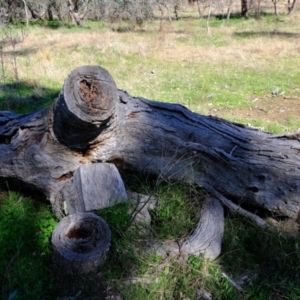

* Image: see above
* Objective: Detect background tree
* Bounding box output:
[287,0,297,13]
[241,0,248,16]
[66,0,82,26]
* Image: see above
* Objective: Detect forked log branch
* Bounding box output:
[146,197,224,260]
[181,197,224,259]
[1,65,300,261]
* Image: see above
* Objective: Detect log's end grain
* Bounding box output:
[51,212,111,274]
[64,65,118,122]
[53,65,118,151]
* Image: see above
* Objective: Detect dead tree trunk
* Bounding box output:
[287,0,297,14]
[66,0,82,27]
[272,0,278,15]
[241,0,248,16]
[1,65,300,235]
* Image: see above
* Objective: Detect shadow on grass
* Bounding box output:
[0,191,55,300]
[96,175,300,300]
[2,47,38,57]
[0,81,60,114]
[234,31,300,39]
[221,213,300,299]
[0,190,108,300]
[28,20,92,31]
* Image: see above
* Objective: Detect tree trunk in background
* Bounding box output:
[26,3,45,21]
[241,0,248,16]
[22,0,29,27]
[287,0,297,14]
[196,0,202,18]
[1,65,300,221]
[272,0,278,15]
[47,4,54,21]
[66,0,82,26]
[7,0,17,23]
[206,0,212,34]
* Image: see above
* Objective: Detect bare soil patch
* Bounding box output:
[210,95,300,130]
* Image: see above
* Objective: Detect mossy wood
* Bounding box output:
[1,65,300,261]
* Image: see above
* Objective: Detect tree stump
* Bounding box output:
[51,212,111,274]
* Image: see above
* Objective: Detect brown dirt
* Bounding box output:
[209,95,300,129]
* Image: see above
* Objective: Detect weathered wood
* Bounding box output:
[51,212,111,274]
[143,196,224,260]
[92,89,300,219]
[61,163,128,215]
[0,65,119,210]
[181,197,224,260]
[1,65,300,223]
[53,65,118,151]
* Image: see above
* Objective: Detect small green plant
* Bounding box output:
[151,183,202,240]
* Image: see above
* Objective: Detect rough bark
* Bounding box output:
[1,65,300,222]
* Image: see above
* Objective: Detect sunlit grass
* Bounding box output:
[1,11,298,130]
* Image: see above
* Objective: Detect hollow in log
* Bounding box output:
[51,212,111,274]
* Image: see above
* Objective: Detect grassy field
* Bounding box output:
[1,9,300,299]
[1,10,300,131]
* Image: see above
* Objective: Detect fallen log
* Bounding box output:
[1,65,300,260]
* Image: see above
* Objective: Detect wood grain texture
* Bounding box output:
[62,163,127,215]
[181,197,224,260]
[51,212,111,274]
[142,197,224,260]
[53,65,118,151]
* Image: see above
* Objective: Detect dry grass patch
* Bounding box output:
[2,12,300,130]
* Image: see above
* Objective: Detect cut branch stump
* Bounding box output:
[51,212,111,274]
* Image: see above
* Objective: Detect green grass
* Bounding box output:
[1,181,300,299]
[0,81,59,113]
[1,14,300,130]
[0,191,57,300]
[97,181,300,300]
